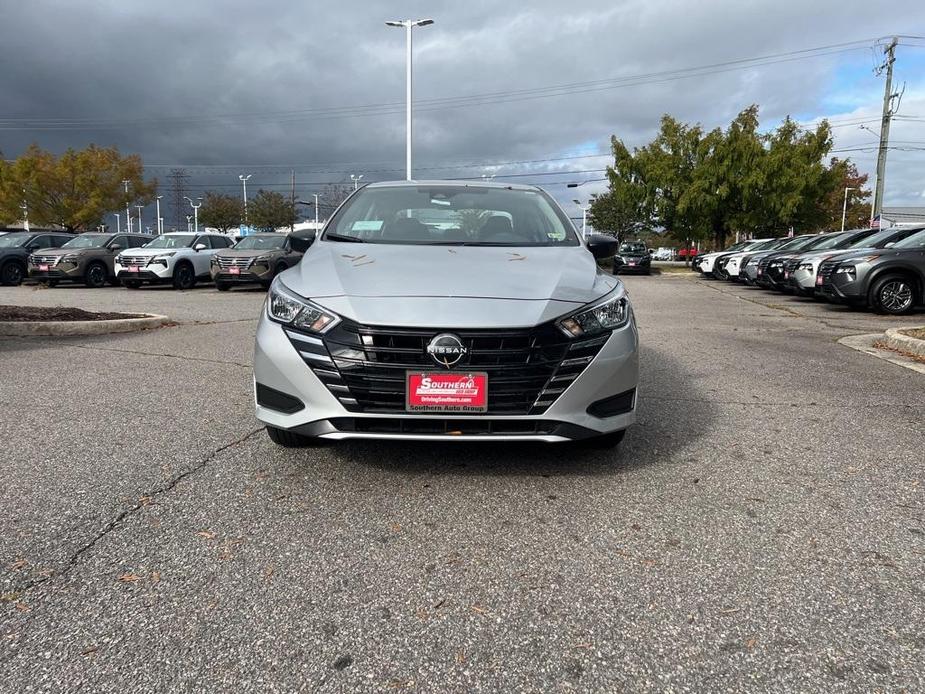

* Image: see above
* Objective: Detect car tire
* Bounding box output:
[1,261,25,286]
[215,281,231,292]
[172,262,196,290]
[581,429,627,449]
[123,280,141,289]
[869,274,917,315]
[265,425,320,448]
[84,262,108,288]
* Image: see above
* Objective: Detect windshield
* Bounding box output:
[619,242,646,254]
[777,235,818,251]
[325,185,579,246]
[143,234,196,249]
[893,229,925,249]
[62,234,109,249]
[850,229,898,248]
[234,235,286,250]
[807,233,850,251]
[0,234,29,248]
[748,239,782,251]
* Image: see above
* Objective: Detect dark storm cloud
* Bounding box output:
[2,0,924,223]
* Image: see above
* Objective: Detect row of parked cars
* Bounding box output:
[692,226,925,314]
[0,230,303,291]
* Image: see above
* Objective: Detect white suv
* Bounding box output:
[115,232,234,289]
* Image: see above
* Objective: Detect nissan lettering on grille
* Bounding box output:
[426,333,468,368]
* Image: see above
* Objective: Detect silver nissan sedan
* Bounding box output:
[253,181,639,446]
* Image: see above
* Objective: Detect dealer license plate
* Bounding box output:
[38,264,49,272]
[229,267,240,275]
[406,372,488,413]
[127,266,139,272]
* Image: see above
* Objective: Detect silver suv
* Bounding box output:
[253,181,639,447]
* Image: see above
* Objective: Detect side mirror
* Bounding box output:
[648,248,654,255]
[109,244,122,251]
[289,229,316,253]
[193,243,207,251]
[586,233,619,260]
[884,242,894,247]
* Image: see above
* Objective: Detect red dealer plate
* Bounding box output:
[229,267,240,274]
[127,266,139,272]
[406,372,488,413]
[38,264,49,271]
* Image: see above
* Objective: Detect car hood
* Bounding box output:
[833,248,921,264]
[218,249,281,259]
[618,252,649,260]
[282,242,621,329]
[119,247,191,257]
[31,247,102,257]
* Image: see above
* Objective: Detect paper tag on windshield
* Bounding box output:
[351,221,383,232]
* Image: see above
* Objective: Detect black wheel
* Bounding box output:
[714,267,728,281]
[265,425,320,448]
[581,429,627,449]
[84,262,108,288]
[869,275,917,315]
[215,281,231,292]
[172,262,196,290]
[123,280,141,289]
[1,261,25,286]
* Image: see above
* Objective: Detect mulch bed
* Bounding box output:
[900,327,925,341]
[0,305,145,322]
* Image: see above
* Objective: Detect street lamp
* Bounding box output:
[135,205,144,234]
[155,195,163,234]
[122,180,134,233]
[841,187,856,232]
[184,196,203,233]
[350,174,364,191]
[239,174,251,225]
[385,18,434,180]
[297,195,322,225]
[113,213,121,233]
[573,198,591,239]
[859,124,880,224]
[186,215,193,232]
[20,199,29,232]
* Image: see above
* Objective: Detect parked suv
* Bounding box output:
[0,231,74,286]
[612,241,651,275]
[785,227,922,297]
[211,233,303,290]
[254,181,637,447]
[28,232,151,287]
[817,228,925,314]
[114,232,233,289]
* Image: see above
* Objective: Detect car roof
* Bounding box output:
[365,179,542,193]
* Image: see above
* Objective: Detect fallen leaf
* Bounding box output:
[470,605,488,616]
[572,642,593,650]
[118,572,143,583]
[455,649,466,664]
[138,496,155,506]
[746,638,757,649]
[389,522,402,533]
[8,559,27,571]
[81,645,98,656]
[150,571,161,584]
[264,565,275,579]
[15,602,29,613]
[196,531,216,540]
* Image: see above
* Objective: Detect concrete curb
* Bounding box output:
[0,313,170,337]
[838,333,925,375]
[885,327,925,358]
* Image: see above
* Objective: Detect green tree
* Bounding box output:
[587,138,649,240]
[199,192,243,232]
[0,143,156,231]
[249,190,297,232]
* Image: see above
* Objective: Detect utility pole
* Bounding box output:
[872,37,899,224]
[290,170,296,232]
[122,180,133,233]
[155,195,163,234]
[239,174,251,226]
[841,187,855,232]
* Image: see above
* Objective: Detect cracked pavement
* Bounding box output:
[0,277,922,692]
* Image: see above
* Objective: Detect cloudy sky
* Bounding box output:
[2,0,924,228]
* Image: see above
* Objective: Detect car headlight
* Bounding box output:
[153,252,176,261]
[798,263,814,271]
[834,266,857,279]
[253,255,271,264]
[557,289,629,338]
[60,254,80,264]
[267,277,340,334]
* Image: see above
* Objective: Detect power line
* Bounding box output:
[0,38,882,131]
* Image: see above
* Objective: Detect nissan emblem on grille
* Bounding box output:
[425,333,467,368]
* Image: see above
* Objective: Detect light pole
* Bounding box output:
[297,196,322,226]
[186,215,193,232]
[155,195,163,234]
[573,199,591,239]
[840,187,856,232]
[122,180,133,233]
[350,174,363,191]
[20,198,29,232]
[184,196,202,233]
[385,18,434,180]
[239,174,251,225]
[859,124,880,225]
[135,205,144,234]
[113,213,121,233]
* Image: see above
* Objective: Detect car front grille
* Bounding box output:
[285,321,610,415]
[119,255,149,267]
[817,260,837,287]
[783,258,801,275]
[215,256,253,269]
[29,254,60,265]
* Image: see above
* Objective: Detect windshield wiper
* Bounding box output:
[324,233,365,243]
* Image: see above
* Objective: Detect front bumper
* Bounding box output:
[253,311,639,442]
[211,266,272,284]
[116,261,172,282]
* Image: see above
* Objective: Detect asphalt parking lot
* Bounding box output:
[1,276,923,692]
